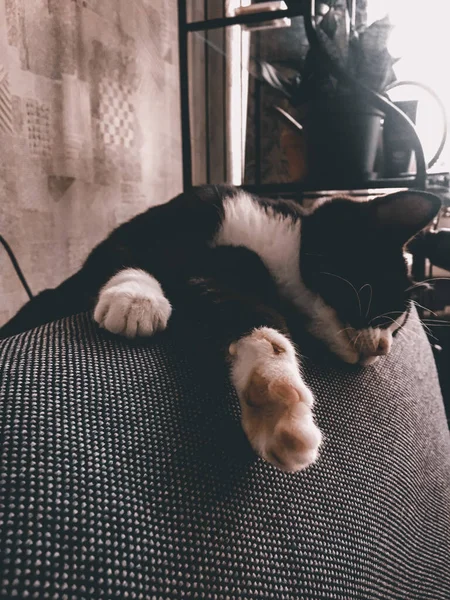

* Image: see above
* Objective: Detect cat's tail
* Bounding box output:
[0,271,93,340]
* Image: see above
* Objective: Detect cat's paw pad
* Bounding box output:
[94,270,172,338]
[243,372,322,472]
[230,328,322,472]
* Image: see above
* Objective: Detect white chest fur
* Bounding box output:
[212,192,360,363]
[213,192,303,299]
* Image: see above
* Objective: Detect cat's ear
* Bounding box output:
[370,190,442,245]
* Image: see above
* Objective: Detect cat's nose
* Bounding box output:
[349,327,393,360]
[362,334,391,358]
[373,336,390,356]
[358,337,390,365]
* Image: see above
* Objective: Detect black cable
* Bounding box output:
[0,234,33,300]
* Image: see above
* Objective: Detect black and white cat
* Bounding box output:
[0,186,441,472]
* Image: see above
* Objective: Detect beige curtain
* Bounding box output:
[0,0,182,325]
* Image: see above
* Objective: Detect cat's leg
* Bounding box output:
[94,268,172,338]
[228,325,322,472]
[180,248,322,472]
[94,249,322,472]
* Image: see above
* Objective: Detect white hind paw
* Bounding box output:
[94,269,172,338]
[229,327,322,472]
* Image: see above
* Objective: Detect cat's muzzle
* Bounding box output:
[347,327,393,366]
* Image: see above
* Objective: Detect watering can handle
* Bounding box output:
[385,80,448,170]
[304,0,427,189]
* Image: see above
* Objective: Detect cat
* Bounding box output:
[0,185,441,472]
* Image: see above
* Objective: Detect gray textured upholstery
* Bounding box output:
[1,309,449,599]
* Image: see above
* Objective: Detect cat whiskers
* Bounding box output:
[370,311,408,332]
[422,319,450,328]
[415,319,434,337]
[375,314,433,342]
[397,323,438,343]
[408,300,448,338]
[336,327,354,336]
[352,330,365,350]
[369,310,404,327]
[395,328,421,344]
[381,316,417,342]
[321,272,362,316]
[359,283,373,319]
[410,299,437,317]
[406,277,450,292]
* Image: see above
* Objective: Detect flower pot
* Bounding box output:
[301,103,384,188]
[383,100,418,177]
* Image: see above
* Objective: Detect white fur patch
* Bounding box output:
[213,192,359,363]
[94,268,172,338]
[229,327,322,472]
[213,192,303,300]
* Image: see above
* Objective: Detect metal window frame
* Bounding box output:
[177,0,428,197]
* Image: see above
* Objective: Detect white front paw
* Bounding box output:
[94,269,172,338]
[229,327,322,472]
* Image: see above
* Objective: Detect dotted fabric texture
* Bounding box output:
[1,310,449,600]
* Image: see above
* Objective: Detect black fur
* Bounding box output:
[0,186,441,353]
[300,191,441,329]
[0,186,285,343]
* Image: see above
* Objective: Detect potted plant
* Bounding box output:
[258,0,398,187]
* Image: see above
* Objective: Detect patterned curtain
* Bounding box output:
[0,0,181,326]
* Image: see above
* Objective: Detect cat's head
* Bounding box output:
[300,191,441,365]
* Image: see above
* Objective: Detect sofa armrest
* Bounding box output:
[1,309,449,599]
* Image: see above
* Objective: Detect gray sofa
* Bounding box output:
[0,309,449,599]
